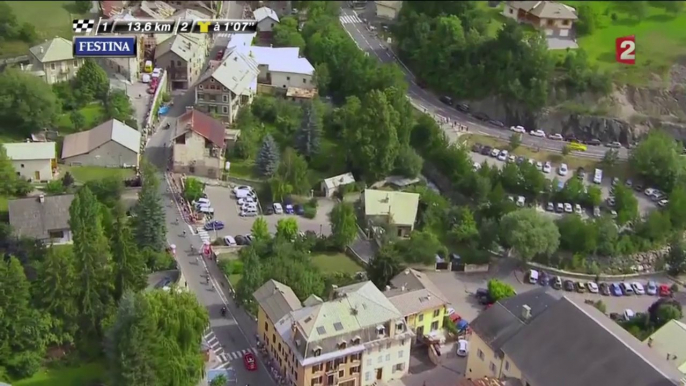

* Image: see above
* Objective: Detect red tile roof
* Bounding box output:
[177,109,225,148]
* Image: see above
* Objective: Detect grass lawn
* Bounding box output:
[228,274,242,287]
[227,158,263,181]
[0,195,9,213]
[64,166,136,183]
[14,362,105,386]
[2,1,89,57]
[311,252,363,274]
[57,104,107,133]
[563,1,686,86]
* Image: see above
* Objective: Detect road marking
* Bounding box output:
[339,14,362,24]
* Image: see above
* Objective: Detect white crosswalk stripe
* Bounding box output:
[212,348,257,369]
[196,228,211,243]
[339,15,362,24]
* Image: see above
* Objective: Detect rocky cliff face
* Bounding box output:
[466,65,686,144]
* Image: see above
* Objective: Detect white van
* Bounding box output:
[195,198,210,206]
[593,169,603,184]
[235,189,256,199]
[456,340,469,357]
[198,206,214,214]
[528,269,539,284]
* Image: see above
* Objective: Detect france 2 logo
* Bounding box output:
[616,36,636,65]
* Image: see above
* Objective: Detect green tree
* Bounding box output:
[75,59,110,102]
[105,90,136,125]
[62,171,75,188]
[663,0,685,14]
[69,186,114,336]
[613,184,639,225]
[132,160,166,251]
[575,4,598,36]
[500,208,560,260]
[294,102,321,159]
[33,246,79,346]
[313,63,331,94]
[250,217,271,242]
[509,133,521,150]
[396,230,447,265]
[595,215,619,256]
[277,148,310,194]
[585,185,603,207]
[0,68,58,137]
[210,374,229,386]
[449,207,479,245]
[236,248,264,311]
[183,177,204,202]
[648,298,683,329]
[329,202,358,249]
[561,145,571,156]
[556,215,597,254]
[601,148,619,171]
[393,146,423,178]
[256,134,280,177]
[272,16,306,49]
[74,0,92,13]
[0,257,52,378]
[487,279,516,302]
[85,175,124,208]
[630,131,684,192]
[666,235,686,275]
[111,207,147,301]
[667,185,686,229]
[367,245,403,289]
[276,218,299,241]
[70,110,86,131]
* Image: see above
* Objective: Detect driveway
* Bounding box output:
[203,185,334,238]
[468,151,656,215]
[424,259,673,322]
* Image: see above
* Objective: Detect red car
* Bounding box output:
[659,284,672,297]
[215,50,224,60]
[244,352,257,371]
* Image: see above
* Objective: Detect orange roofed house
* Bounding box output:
[171,108,226,178]
[502,1,577,38]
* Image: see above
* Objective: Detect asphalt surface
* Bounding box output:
[337,7,630,161]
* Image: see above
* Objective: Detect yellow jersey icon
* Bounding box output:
[196,21,212,33]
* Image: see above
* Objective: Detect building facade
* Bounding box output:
[26,38,83,84]
[172,108,226,178]
[61,119,141,168]
[155,34,209,89]
[255,280,413,386]
[4,142,56,181]
[502,1,577,37]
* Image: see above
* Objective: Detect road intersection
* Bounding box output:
[337,6,630,161]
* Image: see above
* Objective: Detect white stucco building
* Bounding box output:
[4,142,56,181]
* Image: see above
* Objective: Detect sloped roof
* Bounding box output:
[385,269,449,316]
[507,1,578,20]
[29,37,73,63]
[645,320,686,375]
[8,194,75,239]
[295,281,402,342]
[155,34,203,62]
[323,173,356,191]
[504,297,684,386]
[4,142,56,161]
[253,280,302,322]
[198,48,259,96]
[248,46,314,75]
[254,6,279,23]
[62,119,140,159]
[175,109,226,148]
[364,189,419,226]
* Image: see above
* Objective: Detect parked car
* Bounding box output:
[546,202,555,212]
[564,203,573,213]
[474,112,489,121]
[530,129,546,137]
[294,204,305,215]
[497,150,509,161]
[455,103,470,113]
[439,96,453,106]
[599,282,610,296]
[659,284,672,297]
[527,269,539,284]
[233,185,254,195]
[223,235,237,246]
[606,141,622,148]
[244,352,257,371]
[575,281,586,293]
[587,282,599,293]
[471,143,483,153]
[556,202,564,213]
[284,204,294,214]
[264,207,274,215]
[543,162,552,173]
[624,309,635,321]
[563,280,574,291]
[539,272,550,286]
[587,139,602,146]
[576,167,586,180]
[658,199,669,207]
[632,282,645,295]
[488,119,504,127]
[481,146,492,156]
[490,148,500,157]
[456,339,469,357]
[273,203,284,214]
[621,282,634,295]
[558,163,568,176]
[510,125,526,134]
[552,276,562,290]
[610,283,623,296]
[204,220,225,231]
[548,133,563,140]
[235,235,248,245]
[646,281,657,295]
[609,312,621,321]
[574,204,583,215]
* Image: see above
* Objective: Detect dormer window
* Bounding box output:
[376,325,385,336]
[396,322,404,331]
[313,347,322,357]
[198,85,204,89]
[352,336,361,345]
[338,341,347,349]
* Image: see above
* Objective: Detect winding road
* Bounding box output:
[337,7,630,161]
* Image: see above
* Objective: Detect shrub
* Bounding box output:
[671,283,680,293]
[303,205,317,219]
[43,180,65,194]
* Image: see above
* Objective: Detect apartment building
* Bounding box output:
[155,25,209,90]
[248,46,316,90]
[26,38,82,84]
[254,280,414,386]
[384,269,449,341]
[466,287,685,386]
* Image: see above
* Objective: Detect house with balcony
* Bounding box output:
[8,194,75,244]
[384,269,449,342]
[254,280,413,386]
[502,1,577,37]
[466,287,686,386]
[155,33,209,90]
[194,48,259,126]
[171,108,226,178]
[24,37,83,85]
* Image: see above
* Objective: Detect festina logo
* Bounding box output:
[73,36,137,57]
[78,41,131,52]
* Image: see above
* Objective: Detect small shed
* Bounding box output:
[321,172,356,198]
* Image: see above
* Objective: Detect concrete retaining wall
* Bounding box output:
[526,261,665,280]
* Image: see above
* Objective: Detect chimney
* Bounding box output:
[522,304,532,320]
[38,194,45,203]
[329,284,339,300]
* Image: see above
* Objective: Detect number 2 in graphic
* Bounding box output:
[616,36,636,65]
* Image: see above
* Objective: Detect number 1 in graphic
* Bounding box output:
[616,36,636,65]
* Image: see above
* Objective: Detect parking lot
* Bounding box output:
[202,185,334,239]
[424,259,675,323]
[468,150,658,216]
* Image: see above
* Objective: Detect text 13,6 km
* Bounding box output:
[616,35,636,65]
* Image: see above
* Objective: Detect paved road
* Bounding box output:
[337,7,630,161]
[145,94,274,386]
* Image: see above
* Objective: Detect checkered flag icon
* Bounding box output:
[73,19,95,33]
